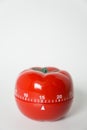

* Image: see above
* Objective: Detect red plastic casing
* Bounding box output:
[15,67,73,121]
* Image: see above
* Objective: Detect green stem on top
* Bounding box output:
[32,67,48,73]
[41,67,48,73]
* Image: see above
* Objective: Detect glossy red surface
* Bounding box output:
[15,67,73,121]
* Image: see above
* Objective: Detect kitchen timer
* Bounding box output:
[15,67,73,121]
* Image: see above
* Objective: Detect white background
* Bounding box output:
[0,0,87,130]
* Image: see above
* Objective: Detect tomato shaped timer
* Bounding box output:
[15,67,74,121]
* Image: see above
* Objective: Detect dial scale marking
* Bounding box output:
[15,89,73,104]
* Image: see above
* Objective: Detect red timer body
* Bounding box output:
[15,67,73,121]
